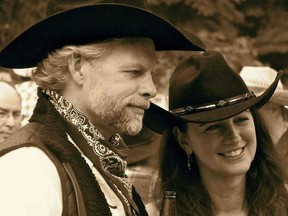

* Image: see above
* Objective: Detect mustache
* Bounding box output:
[128,98,150,110]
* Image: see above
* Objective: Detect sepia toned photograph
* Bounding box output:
[0,0,287,215]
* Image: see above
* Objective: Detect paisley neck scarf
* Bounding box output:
[43,89,139,215]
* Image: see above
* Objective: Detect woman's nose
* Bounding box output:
[224,125,242,145]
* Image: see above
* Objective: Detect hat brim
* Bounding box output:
[270,91,288,105]
[249,88,288,106]
[0,4,205,68]
[144,71,283,134]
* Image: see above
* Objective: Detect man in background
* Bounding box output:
[0,81,22,143]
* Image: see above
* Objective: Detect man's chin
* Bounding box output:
[123,121,143,136]
[125,127,142,136]
[116,119,143,136]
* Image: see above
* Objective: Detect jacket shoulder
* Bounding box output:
[0,122,43,155]
[0,122,80,215]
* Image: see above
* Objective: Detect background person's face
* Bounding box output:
[80,38,157,135]
[259,102,288,145]
[0,83,22,143]
[0,72,12,83]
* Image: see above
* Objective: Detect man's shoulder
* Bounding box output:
[0,122,45,154]
[0,146,57,171]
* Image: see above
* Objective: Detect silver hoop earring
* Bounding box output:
[187,154,193,170]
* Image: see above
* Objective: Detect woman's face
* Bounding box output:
[180,110,257,179]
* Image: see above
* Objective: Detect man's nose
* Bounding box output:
[138,74,157,99]
[4,114,16,127]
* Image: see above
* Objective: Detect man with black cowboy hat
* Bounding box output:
[0,0,204,215]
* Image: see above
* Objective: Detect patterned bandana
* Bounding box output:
[43,89,139,215]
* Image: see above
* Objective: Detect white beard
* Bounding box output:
[113,111,143,136]
[88,83,144,136]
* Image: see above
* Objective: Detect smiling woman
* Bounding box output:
[144,51,288,216]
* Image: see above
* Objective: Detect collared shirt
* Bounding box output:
[0,147,62,216]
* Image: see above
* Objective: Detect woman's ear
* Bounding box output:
[68,54,85,85]
[172,126,192,154]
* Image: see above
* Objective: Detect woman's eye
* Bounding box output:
[235,117,249,124]
[205,124,222,132]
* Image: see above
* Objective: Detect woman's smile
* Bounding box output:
[218,146,246,158]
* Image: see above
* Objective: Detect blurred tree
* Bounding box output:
[253,9,288,70]
[148,0,288,92]
[0,0,46,48]
[0,0,287,92]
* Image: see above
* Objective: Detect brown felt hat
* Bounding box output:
[0,0,205,68]
[144,50,283,133]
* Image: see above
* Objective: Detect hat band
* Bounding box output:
[171,91,256,116]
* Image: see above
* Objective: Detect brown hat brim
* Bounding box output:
[0,4,205,68]
[144,70,283,134]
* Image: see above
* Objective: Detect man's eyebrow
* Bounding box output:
[119,63,144,69]
[0,107,9,112]
[0,107,21,114]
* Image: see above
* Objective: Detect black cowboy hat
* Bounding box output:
[0,0,205,69]
[144,50,284,134]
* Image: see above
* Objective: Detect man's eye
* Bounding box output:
[13,112,22,118]
[125,70,141,76]
[0,112,7,117]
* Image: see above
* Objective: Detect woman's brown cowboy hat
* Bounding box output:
[144,50,283,134]
[0,0,205,68]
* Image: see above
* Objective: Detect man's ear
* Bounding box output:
[172,126,192,154]
[68,54,85,85]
